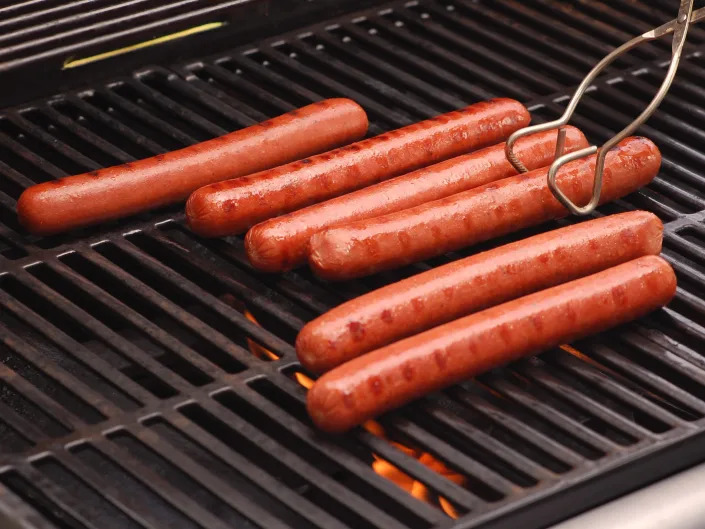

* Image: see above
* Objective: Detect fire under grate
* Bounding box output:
[2,1,705,528]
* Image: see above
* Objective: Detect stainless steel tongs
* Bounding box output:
[505,0,705,215]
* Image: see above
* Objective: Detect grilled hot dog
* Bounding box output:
[297,211,663,374]
[187,98,531,237]
[309,137,661,280]
[18,99,368,235]
[307,256,677,433]
[246,127,588,272]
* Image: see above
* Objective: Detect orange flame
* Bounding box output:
[294,372,314,389]
[291,372,463,518]
[366,422,464,518]
[438,497,461,519]
[560,344,594,363]
[244,310,279,360]
[219,294,279,361]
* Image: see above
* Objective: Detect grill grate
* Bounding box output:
[3,1,705,528]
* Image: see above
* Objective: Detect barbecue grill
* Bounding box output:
[2,1,705,528]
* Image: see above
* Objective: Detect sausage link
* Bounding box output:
[186,98,530,237]
[309,137,661,280]
[307,255,676,433]
[297,211,663,373]
[246,127,587,272]
[17,99,368,235]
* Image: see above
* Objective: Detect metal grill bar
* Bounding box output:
[450,386,590,468]
[370,13,533,101]
[48,254,226,381]
[224,56,322,110]
[99,86,199,146]
[521,365,659,440]
[62,93,168,157]
[0,321,116,420]
[310,31,465,111]
[183,63,292,119]
[112,237,295,356]
[244,373,448,525]
[479,377,619,456]
[418,402,557,481]
[147,228,310,329]
[449,0,597,72]
[195,395,414,529]
[13,269,188,396]
[0,361,85,432]
[47,451,160,529]
[0,127,66,181]
[424,2,585,85]
[293,38,444,118]
[0,399,46,444]
[548,352,684,429]
[37,104,135,165]
[0,281,153,406]
[6,112,101,172]
[148,412,354,529]
[121,426,301,529]
[257,45,413,128]
[341,20,491,103]
[8,463,100,529]
[491,0,643,62]
[94,438,239,529]
[127,76,228,138]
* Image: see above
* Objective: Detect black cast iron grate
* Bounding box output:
[2,1,705,528]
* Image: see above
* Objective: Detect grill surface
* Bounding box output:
[2,1,705,528]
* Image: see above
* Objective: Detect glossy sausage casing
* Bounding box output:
[17,99,368,235]
[246,127,588,272]
[309,137,661,280]
[297,211,663,373]
[187,98,530,237]
[307,256,677,433]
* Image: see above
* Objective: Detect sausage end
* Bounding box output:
[638,211,664,256]
[296,324,332,374]
[245,223,294,273]
[643,255,677,304]
[17,185,58,235]
[185,186,229,238]
[306,378,354,434]
[489,97,531,127]
[327,98,369,137]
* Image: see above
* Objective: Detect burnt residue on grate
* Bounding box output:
[2,1,705,529]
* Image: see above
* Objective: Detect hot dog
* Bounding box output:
[309,137,661,281]
[297,211,663,374]
[17,99,368,235]
[186,98,531,238]
[307,255,677,433]
[246,127,588,272]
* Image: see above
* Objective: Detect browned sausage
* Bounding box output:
[297,211,663,374]
[245,127,588,272]
[309,137,661,281]
[186,98,531,238]
[307,255,676,433]
[17,99,368,235]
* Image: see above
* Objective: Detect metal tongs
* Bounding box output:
[505,0,705,215]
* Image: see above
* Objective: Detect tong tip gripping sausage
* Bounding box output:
[506,1,703,216]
